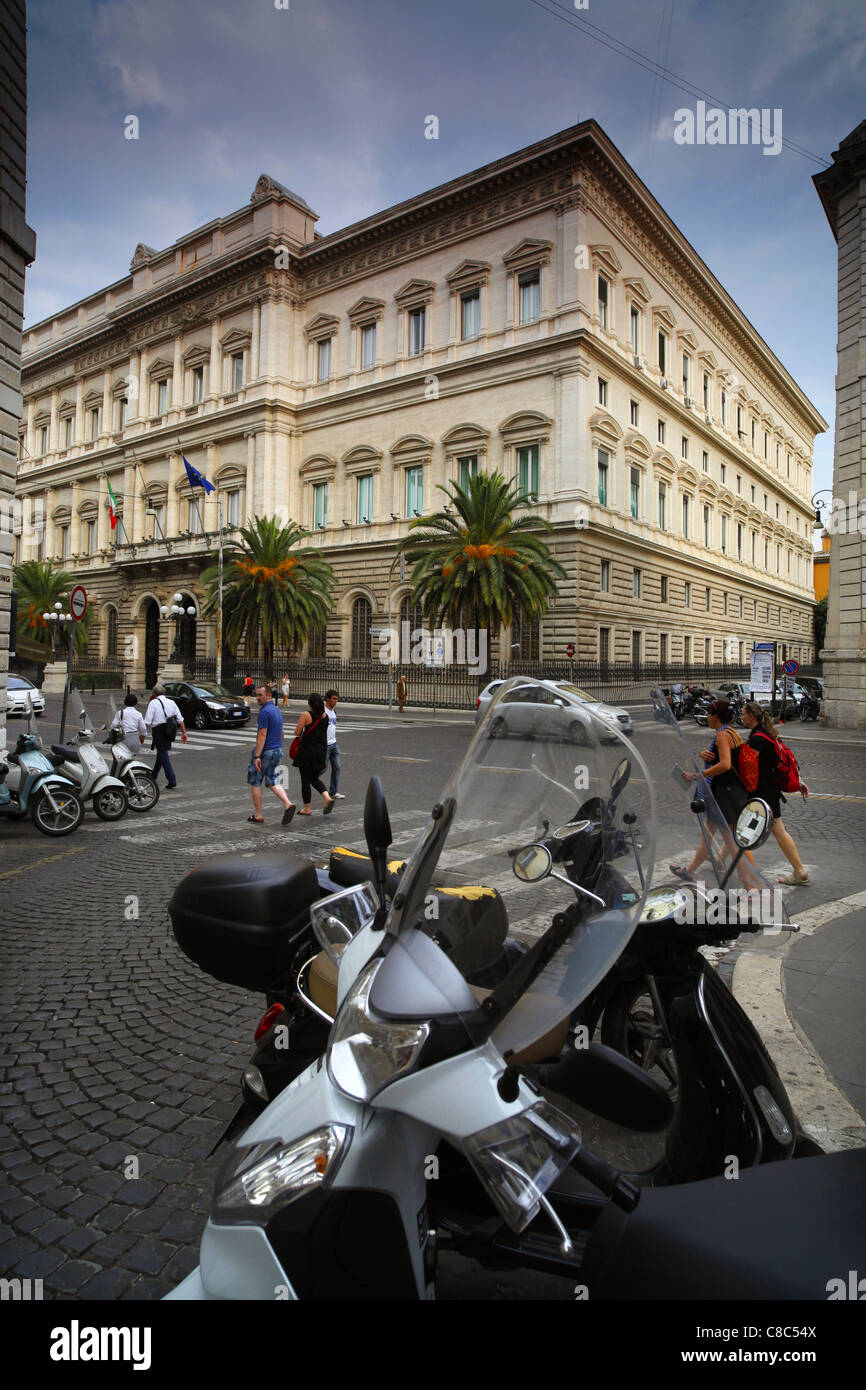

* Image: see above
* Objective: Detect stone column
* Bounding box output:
[128,350,141,421]
[49,389,59,453]
[70,482,82,556]
[250,300,262,381]
[208,317,221,406]
[101,375,112,440]
[167,452,181,537]
[813,122,866,728]
[204,442,219,530]
[122,462,135,544]
[97,475,109,551]
[74,380,84,450]
[245,431,257,520]
[172,335,183,417]
[44,487,56,559]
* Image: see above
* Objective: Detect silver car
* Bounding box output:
[4,675,46,717]
[475,679,633,742]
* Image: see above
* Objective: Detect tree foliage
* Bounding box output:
[12,560,94,655]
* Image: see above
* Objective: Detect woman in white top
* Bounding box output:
[113,693,147,753]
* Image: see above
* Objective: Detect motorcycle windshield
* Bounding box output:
[69,690,92,733]
[640,686,789,924]
[371,678,656,1057]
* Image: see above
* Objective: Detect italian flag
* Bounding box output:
[107,477,119,531]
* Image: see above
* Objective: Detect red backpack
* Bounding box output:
[753,731,808,799]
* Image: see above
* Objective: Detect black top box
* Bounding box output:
[170,852,321,992]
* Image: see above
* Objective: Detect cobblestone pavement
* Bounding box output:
[1,705,864,1299]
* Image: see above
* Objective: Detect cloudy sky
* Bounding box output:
[23,0,866,508]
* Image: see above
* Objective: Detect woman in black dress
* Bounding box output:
[671,699,752,879]
[740,701,808,884]
[291,692,334,816]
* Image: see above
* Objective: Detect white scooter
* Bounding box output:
[165,681,866,1302]
[46,691,128,821]
[102,695,160,812]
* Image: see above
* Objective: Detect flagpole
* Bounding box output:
[216,497,224,688]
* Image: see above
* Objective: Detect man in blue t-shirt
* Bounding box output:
[247,684,296,825]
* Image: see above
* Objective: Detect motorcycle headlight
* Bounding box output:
[212,1125,352,1225]
[328,959,430,1103]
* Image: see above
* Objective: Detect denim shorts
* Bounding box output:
[247,747,283,787]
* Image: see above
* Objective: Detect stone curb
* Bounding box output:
[731,889,866,1152]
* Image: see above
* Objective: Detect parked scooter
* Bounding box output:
[0,695,85,836]
[799,691,821,722]
[46,694,128,821]
[166,682,849,1301]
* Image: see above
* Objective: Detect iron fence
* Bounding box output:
[185,656,822,710]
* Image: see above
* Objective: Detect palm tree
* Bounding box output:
[395,471,566,638]
[201,515,336,657]
[12,559,94,656]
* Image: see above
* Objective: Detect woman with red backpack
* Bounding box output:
[740,701,809,885]
[670,699,753,880]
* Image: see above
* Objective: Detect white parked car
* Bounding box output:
[4,675,45,717]
[475,679,633,742]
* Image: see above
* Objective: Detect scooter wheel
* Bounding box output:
[93,786,129,820]
[125,772,160,812]
[601,979,679,1094]
[30,786,85,836]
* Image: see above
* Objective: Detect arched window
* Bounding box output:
[351,597,372,660]
[106,607,118,659]
[308,625,327,659]
[512,606,539,661]
[399,595,425,636]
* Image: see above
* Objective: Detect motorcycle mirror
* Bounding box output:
[690,795,707,814]
[733,798,773,850]
[364,776,393,908]
[512,843,553,883]
[610,757,631,799]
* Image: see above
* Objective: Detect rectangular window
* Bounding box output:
[361,322,377,369]
[632,568,641,599]
[519,270,540,325]
[736,474,741,494]
[148,504,164,541]
[660,632,668,663]
[657,419,666,444]
[721,390,727,426]
[116,397,127,431]
[629,467,640,520]
[705,636,711,663]
[313,482,328,530]
[764,538,769,568]
[776,544,781,572]
[357,474,373,524]
[157,379,169,415]
[737,405,744,437]
[703,504,711,547]
[86,519,97,553]
[720,462,726,484]
[751,419,757,450]
[227,490,241,527]
[632,630,641,666]
[597,453,608,508]
[705,586,711,611]
[739,595,744,618]
[702,450,709,472]
[317,339,332,381]
[751,531,756,564]
[39,425,48,454]
[737,523,743,560]
[681,436,688,460]
[682,494,690,538]
[457,455,478,491]
[721,514,728,553]
[192,366,204,403]
[703,373,711,412]
[60,525,70,559]
[600,559,610,592]
[409,307,426,355]
[658,481,667,529]
[630,305,640,352]
[597,275,608,328]
[786,452,791,478]
[724,593,729,616]
[764,431,769,460]
[660,575,668,603]
[776,502,780,518]
[64,416,73,449]
[232,353,244,391]
[599,627,610,665]
[598,378,608,406]
[188,497,203,534]
[518,445,539,500]
[630,399,639,426]
[775,442,780,468]
[89,408,100,441]
[751,484,755,502]
[684,581,691,607]
[684,635,692,663]
[460,291,479,341]
[682,353,690,396]
[658,331,666,374]
[405,466,423,517]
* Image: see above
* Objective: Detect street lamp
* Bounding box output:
[811,490,833,527]
[42,602,76,742]
[160,591,197,667]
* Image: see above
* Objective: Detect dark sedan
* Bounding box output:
[162,681,251,731]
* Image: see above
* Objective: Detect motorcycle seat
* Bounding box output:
[582,1147,866,1300]
[51,743,80,763]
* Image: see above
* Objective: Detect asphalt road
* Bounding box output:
[0,695,864,1300]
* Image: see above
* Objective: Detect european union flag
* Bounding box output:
[183,455,215,494]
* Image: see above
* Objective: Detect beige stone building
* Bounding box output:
[15,121,824,688]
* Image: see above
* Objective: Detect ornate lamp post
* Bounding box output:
[160,591,197,680]
[42,601,76,742]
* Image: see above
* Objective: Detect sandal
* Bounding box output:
[670,863,695,882]
[282,805,296,826]
[247,815,264,824]
[298,809,312,816]
[778,872,809,885]
[323,797,335,815]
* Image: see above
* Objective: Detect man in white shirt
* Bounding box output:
[324,689,344,799]
[144,685,188,790]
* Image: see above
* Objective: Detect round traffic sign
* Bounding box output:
[69,585,87,621]
[565,643,575,659]
[784,659,799,676]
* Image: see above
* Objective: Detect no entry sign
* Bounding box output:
[70,585,87,621]
[565,643,575,659]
